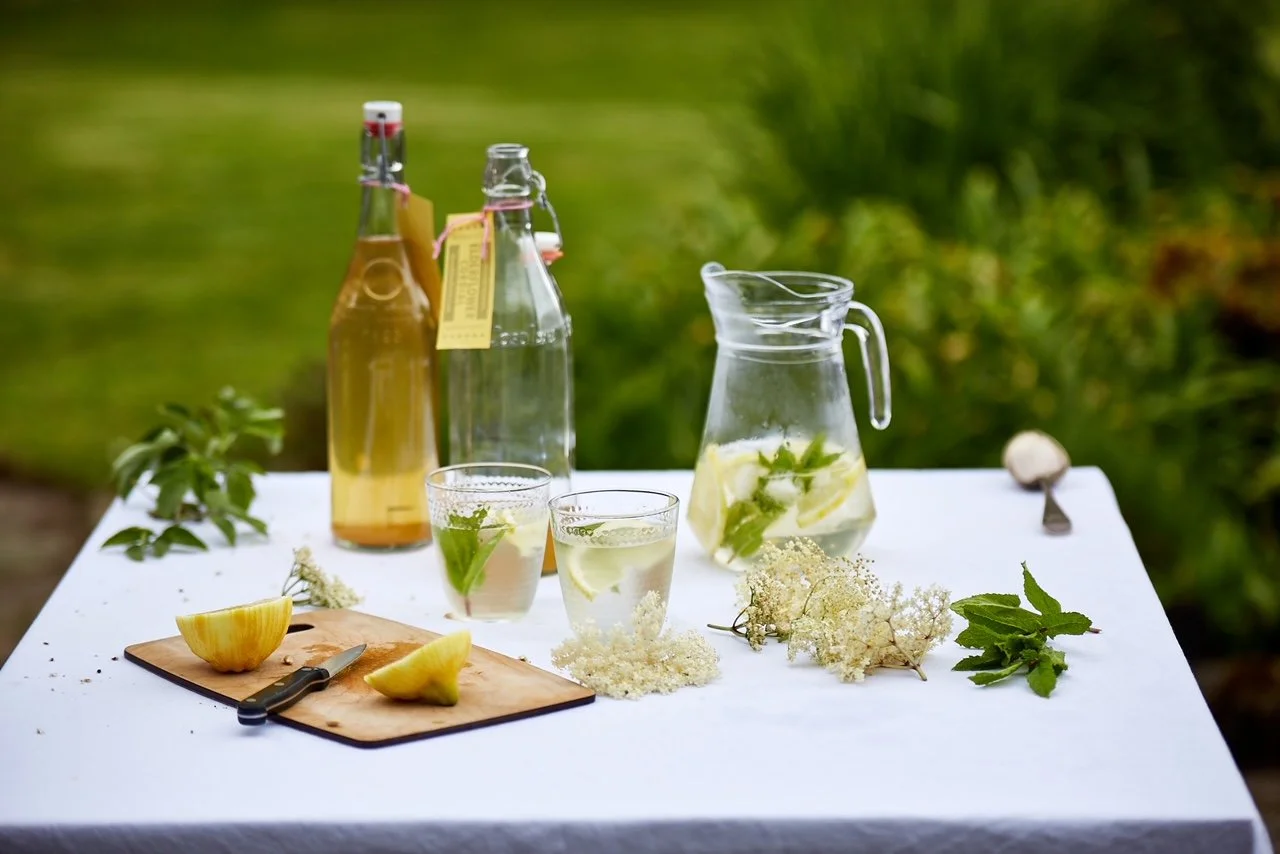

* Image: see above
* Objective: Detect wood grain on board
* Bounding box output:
[124,608,594,748]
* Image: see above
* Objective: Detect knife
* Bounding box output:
[237,643,366,726]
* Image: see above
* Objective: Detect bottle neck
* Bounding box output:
[358,123,405,238]
[359,185,402,238]
[483,143,535,236]
[488,197,534,234]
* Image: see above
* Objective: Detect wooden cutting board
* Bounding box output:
[123,608,595,748]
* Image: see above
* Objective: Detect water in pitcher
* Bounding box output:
[688,433,875,572]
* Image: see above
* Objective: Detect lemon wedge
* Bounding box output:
[175,595,293,673]
[364,630,472,705]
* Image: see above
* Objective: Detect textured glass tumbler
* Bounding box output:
[427,463,552,622]
[549,489,680,633]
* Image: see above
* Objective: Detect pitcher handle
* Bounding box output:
[845,301,892,430]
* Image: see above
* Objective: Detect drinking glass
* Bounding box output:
[548,489,680,633]
[427,463,551,622]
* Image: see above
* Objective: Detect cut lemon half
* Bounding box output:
[364,630,472,705]
[175,595,293,673]
[796,454,867,528]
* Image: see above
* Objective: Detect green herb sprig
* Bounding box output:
[101,386,284,561]
[436,507,512,617]
[951,563,1099,697]
[721,433,843,561]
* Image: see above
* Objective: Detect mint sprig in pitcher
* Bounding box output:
[687,262,892,571]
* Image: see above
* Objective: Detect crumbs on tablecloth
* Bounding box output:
[81,678,91,684]
[96,669,101,674]
[36,729,43,735]
[283,655,294,666]
[518,656,529,662]
[111,656,119,661]
[326,720,341,728]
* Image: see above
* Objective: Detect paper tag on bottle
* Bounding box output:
[436,212,496,350]
[397,193,443,323]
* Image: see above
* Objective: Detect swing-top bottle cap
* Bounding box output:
[363,101,402,124]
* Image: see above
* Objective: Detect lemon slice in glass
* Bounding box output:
[364,630,472,705]
[563,520,665,601]
[496,509,547,557]
[175,595,293,673]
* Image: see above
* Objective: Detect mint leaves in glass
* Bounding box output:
[427,463,551,621]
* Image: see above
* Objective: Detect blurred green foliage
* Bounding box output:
[735,0,1280,233]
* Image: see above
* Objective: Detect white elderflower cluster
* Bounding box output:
[716,538,952,682]
[281,546,362,609]
[550,591,721,700]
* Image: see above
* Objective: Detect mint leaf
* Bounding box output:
[563,521,605,538]
[950,592,1021,616]
[955,624,1004,649]
[1041,611,1093,637]
[1040,646,1068,673]
[969,660,1025,685]
[1022,564,1061,615]
[124,544,147,562]
[953,648,1009,671]
[211,515,237,546]
[101,527,153,550]
[437,508,512,598]
[1027,657,1059,697]
[226,466,255,511]
[157,525,208,551]
[722,499,782,561]
[964,603,1044,634]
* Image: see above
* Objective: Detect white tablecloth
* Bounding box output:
[0,468,1271,853]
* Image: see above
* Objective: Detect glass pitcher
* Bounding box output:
[686,262,892,571]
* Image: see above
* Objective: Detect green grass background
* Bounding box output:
[0,0,766,485]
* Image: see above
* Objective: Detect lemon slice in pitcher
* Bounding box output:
[175,596,293,673]
[795,454,867,528]
[687,443,763,553]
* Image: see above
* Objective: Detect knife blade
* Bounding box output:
[236,643,367,726]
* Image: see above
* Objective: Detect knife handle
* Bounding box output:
[237,667,327,726]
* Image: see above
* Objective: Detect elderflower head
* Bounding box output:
[713,537,953,682]
[281,546,362,609]
[550,591,721,699]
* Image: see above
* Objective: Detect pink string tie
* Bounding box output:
[360,179,412,206]
[431,199,535,261]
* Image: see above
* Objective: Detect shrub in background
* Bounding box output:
[736,0,1280,235]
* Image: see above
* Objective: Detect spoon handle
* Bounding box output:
[1040,479,1072,535]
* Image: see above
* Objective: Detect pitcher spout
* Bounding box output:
[700,261,727,286]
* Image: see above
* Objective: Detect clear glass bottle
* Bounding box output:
[327,100,439,551]
[439,143,575,570]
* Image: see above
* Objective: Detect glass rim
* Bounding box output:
[426,462,553,494]
[548,488,680,519]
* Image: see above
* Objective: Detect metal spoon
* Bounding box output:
[1002,430,1072,535]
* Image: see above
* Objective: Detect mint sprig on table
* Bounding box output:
[951,563,1099,697]
[437,507,512,601]
[721,433,843,561]
[100,386,283,561]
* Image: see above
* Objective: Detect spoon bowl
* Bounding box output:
[1002,430,1073,535]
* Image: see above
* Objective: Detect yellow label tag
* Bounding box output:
[397,193,443,324]
[436,212,496,350]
